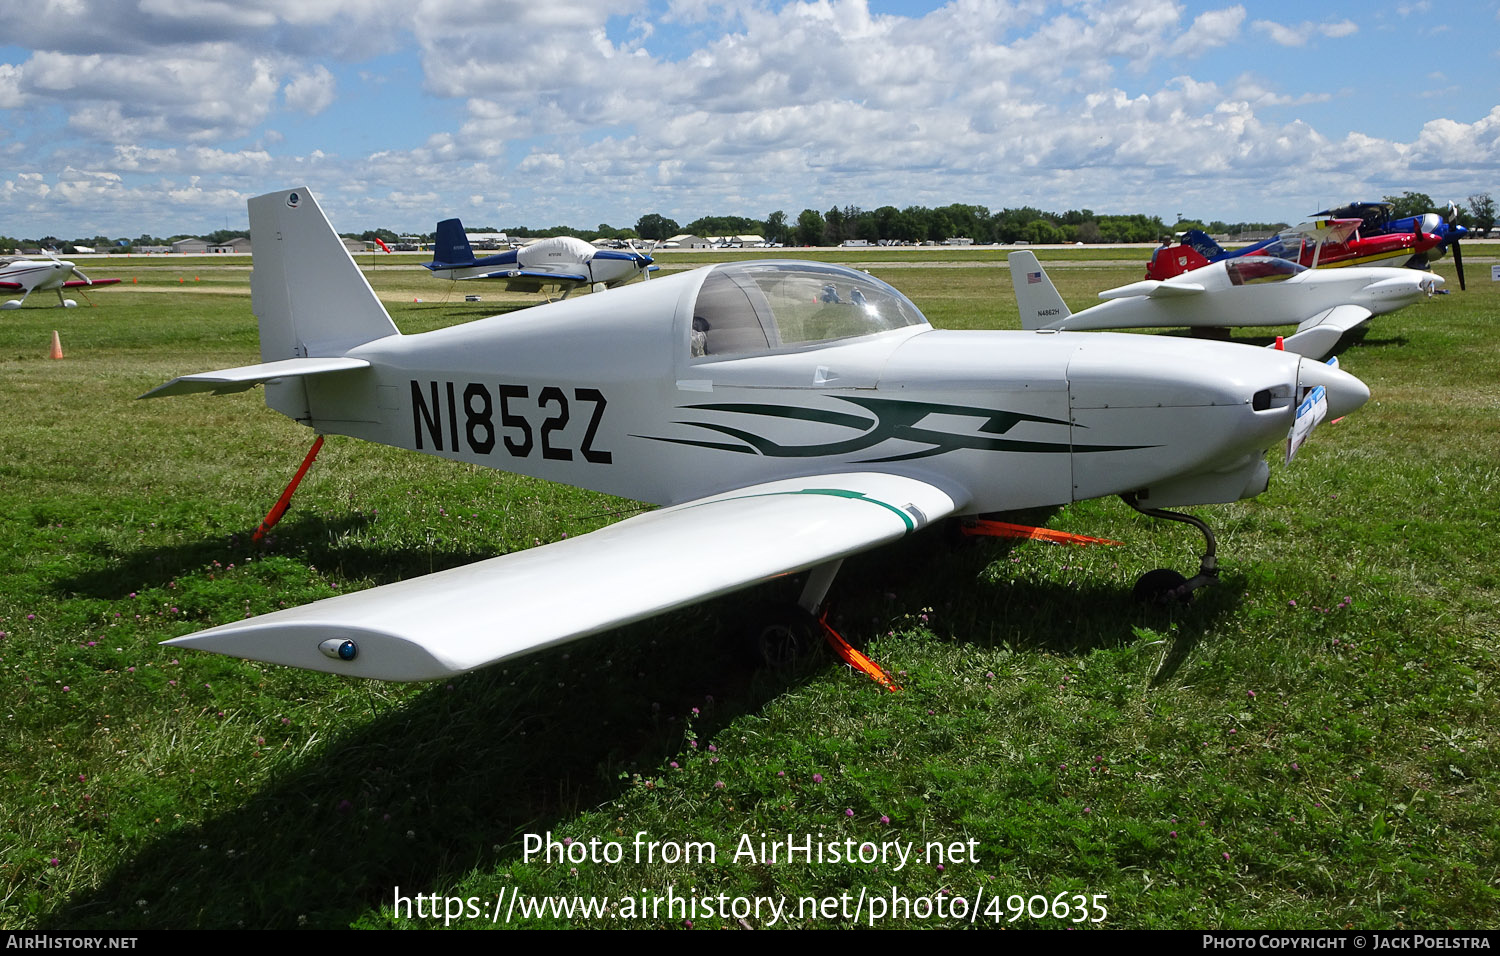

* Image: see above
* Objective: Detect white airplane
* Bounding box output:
[423,218,656,298]
[0,255,122,309]
[1010,249,1442,359]
[142,186,1369,682]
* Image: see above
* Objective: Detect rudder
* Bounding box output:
[249,187,400,361]
[431,218,477,268]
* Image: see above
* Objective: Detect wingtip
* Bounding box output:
[161,619,469,682]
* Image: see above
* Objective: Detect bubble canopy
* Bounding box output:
[690,261,929,357]
[1224,257,1307,286]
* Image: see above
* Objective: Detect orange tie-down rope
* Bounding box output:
[252,436,326,542]
[960,518,1123,547]
[817,611,900,692]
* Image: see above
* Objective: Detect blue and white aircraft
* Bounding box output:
[423,218,656,298]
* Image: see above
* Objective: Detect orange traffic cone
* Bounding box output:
[49,330,64,360]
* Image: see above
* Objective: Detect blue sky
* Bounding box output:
[0,0,1495,238]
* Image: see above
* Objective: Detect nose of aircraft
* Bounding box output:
[1366,272,1444,296]
[1297,357,1370,419]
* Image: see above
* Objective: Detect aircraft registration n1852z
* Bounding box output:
[143,187,1369,682]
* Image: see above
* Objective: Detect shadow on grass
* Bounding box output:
[47,511,1239,929]
[56,513,407,600]
[819,512,1242,683]
[46,592,815,930]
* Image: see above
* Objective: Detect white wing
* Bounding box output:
[1096,279,1206,300]
[1279,304,1372,359]
[163,472,965,680]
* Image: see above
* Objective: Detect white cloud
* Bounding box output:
[1167,6,1246,56]
[135,0,278,30]
[283,65,336,115]
[1253,18,1359,47]
[0,64,26,108]
[111,144,274,175]
[0,1,1495,236]
[13,46,284,142]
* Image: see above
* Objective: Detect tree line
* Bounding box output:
[3,191,1492,253]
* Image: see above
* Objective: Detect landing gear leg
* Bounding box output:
[796,559,842,616]
[1122,493,1219,604]
[745,559,843,669]
[744,560,899,689]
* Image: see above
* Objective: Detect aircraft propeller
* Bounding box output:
[1446,201,1467,291]
[628,237,657,280]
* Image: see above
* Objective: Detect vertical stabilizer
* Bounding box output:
[1008,251,1071,330]
[249,187,400,361]
[431,218,478,268]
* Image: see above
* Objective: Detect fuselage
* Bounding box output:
[1146,232,1442,280]
[1049,260,1441,333]
[283,263,1367,514]
[424,238,651,290]
[0,256,78,292]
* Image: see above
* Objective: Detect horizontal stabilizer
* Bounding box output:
[1097,279,1205,300]
[140,356,370,398]
[1278,304,1372,359]
[163,472,964,681]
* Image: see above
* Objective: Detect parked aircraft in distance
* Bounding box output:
[1310,201,1470,289]
[1012,249,1442,359]
[423,218,656,298]
[0,255,121,308]
[1147,219,1443,281]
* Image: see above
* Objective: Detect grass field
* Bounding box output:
[1,247,1496,929]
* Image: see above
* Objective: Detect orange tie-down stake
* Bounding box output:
[816,610,900,692]
[959,518,1123,547]
[253,436,326,542]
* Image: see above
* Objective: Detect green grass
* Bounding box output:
[1,249,1497,929]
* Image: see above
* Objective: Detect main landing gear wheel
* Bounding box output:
[1122,494,1220,605]
[746,604,821,670]
[1132,568,1190,605]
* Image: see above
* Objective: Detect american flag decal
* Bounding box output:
[1026,271,1042,284]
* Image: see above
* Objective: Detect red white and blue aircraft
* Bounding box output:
[423,218,657,298]
[0,255,121,309]
[1309,201,1470,289]
[1147,217,1445,282]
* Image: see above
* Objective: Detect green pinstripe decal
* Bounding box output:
[682,486,917,533]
